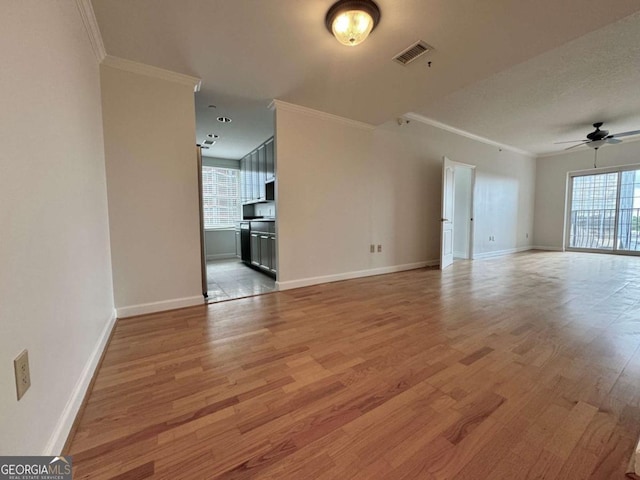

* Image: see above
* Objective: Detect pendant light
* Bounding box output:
[325,0,381,47]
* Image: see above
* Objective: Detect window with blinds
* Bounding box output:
[202,166,241,229]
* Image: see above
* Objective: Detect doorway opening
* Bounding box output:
[453,165,474,261]
[440,157,475,270]
[197,148,277,303]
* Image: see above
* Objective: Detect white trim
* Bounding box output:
[206,253,237,261]
[270,100,375,131]
[43,309,117,455]
[473,246,533,259]
[405,113,535,158]
[531,245,564,251]
[275,261,437,291]
[75,0,106,62]
[102,56,202,92]
[116,295,204,318]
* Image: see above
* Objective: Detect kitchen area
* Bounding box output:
[204,135,277,303]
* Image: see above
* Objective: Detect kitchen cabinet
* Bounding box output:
[259,234,270,270]
[243,221,276,278]
[269,234,276,273]
[250,232,260,266]
[235,229,241,258]
[258,145,266,200]
[250,151,258,201]
[265,138,275,182]
[240,136,274,204]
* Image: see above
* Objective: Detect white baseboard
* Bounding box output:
[276,260,438,291]
[473,246,533,260]
[531,245,564,252]
[116,295,204,318]
[43,309,117,455]
[206,253,237,261]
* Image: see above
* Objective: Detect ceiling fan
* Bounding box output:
[555,122,640,151]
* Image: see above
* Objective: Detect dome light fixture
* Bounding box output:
[325,0,381,47]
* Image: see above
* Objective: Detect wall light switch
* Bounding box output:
[377,245,382,252]
[370,244,375,253]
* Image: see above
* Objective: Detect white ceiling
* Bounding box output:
[91,0,640,158]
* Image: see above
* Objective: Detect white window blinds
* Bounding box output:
[202,166,241,229]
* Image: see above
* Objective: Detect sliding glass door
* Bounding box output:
[618,170,640,251]
[567,167,640,254]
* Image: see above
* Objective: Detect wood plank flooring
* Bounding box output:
[67,251,640,479]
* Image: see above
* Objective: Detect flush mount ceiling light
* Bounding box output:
[325,0,381,47]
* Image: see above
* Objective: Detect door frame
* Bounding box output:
[196,146,208,298]
[440,157,476,269]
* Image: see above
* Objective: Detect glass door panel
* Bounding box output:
[569,172,618,250]
[617,169,640,252]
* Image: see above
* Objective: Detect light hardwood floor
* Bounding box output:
[67,251,640,479]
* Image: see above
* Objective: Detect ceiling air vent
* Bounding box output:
[203,139,216,145]
[393,41,432,66]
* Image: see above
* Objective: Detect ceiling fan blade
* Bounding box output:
[606,138,622,144]
[554,139,586,144]
[610,129,640,138]
[564,141,589,150]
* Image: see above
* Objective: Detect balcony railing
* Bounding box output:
[569,208,640,251]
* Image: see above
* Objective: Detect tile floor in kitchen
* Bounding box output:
[206,258,276,303]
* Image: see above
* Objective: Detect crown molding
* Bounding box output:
[102,56,202,92]
[404,112,535,158]
[270,100,375,131]
[75,0,106,62]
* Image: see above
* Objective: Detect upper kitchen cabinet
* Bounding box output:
[240,136,275,204]
[265,138,275,182]
[257,144,266,200]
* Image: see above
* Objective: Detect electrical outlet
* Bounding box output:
[14,349,31,400]
[526,233,529,239]
[377,244,382,252]
[370,244,375,253]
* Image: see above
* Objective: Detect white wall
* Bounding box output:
[371,120,535,261]
[205,230,237,259]
[454,167,473,258]
[275,103,536,287]
[101,64,203,316]
[0,2,114,454]
[276,108,373,285]
[534,140,640,249]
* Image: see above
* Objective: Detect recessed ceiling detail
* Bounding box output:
[393,41,432,66]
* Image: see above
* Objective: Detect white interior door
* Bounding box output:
[440,157,455,270]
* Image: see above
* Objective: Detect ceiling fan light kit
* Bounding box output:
[555,122,640,151]
[325,0,381,46]
[554,122,640,168]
